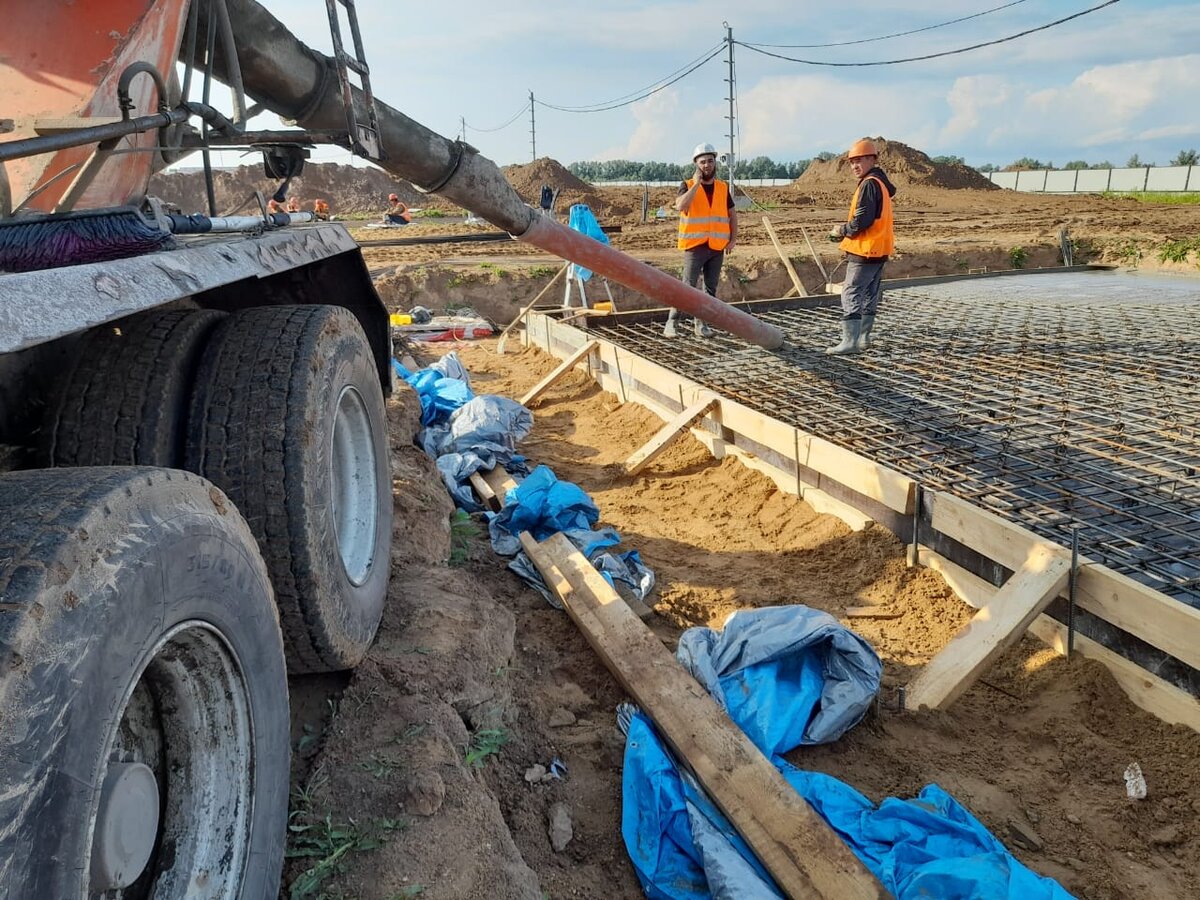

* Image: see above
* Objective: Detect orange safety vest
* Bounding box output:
[839,175,894,258]
[677,179,731,251]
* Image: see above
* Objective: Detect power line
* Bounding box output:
[538,43,726,113]
[735,0,1121,67]
[463,102,531,134]
[743,0,1031,50]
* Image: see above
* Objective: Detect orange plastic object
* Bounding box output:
[0,0,190,212]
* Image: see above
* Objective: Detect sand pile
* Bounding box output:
[795,139,997,193]
[148,162,425,216]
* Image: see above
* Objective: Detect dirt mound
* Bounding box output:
[148,162,427,216]
[795,138,997,193]
[501,158,594,203]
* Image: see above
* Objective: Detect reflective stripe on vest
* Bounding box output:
[839,175,894,258]
[678,179,730,251]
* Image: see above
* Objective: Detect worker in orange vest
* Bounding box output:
[285,196,302,213]
[665,142,737,338]
[313,198,331,220]
[384,192,412,225]
[826,138,896,354]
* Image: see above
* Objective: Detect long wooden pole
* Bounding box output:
[496,262,568,354]
[761,216,808,297]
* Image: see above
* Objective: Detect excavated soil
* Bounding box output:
[283,334,1200,900]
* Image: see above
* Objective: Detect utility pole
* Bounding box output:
[529,91,537,161]
[459,116,465,142]
[724,23,736,197]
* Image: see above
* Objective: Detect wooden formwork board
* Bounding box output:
[525,311,1200,732]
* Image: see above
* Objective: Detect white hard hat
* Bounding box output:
[692,142,718,161]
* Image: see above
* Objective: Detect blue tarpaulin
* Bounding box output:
[567,204,609,281]
[622,606,1073,900]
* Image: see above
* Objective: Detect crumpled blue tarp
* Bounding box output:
[567,204,609,282]
[487,465,655,607]
[676,605,881,749]
[419,395,532,461]
[621,606,1074,900]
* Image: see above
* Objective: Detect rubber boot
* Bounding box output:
[857,314,875,350]
[693,318,713,338]
[825,318,861,355]
[663,309,679,337]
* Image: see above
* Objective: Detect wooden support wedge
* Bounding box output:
[468,471,499,511]
[761,216,809,297]
[907,544,1072,710]
[519,340,599,407]
[521,531,886,900]
[624,395,720,476]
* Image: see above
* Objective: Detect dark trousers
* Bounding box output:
[681,245,724,296]
[841,257,886,319]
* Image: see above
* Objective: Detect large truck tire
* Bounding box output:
[0,467,289,898]
[186,305,392,674]
[41,308,226,468]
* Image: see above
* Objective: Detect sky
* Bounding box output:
[223,0,1200,171]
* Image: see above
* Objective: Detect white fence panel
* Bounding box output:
[1109,168,1150,191]
[989,172,1018,189]
[1044,170,1078,192]
[1075,169,1111,192]
[1145,166,1191,191]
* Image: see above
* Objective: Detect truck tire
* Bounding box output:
[42,308,226,467]
[0,467,289,898]
[186,305,392,673]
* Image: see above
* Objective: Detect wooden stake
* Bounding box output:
[520,531,887,900]
[496,262,569,354]
[761,216,809,297]
[519,341,599,407]
[468,471,499,511]
[625,395,719,476]
[907,544,1072,710]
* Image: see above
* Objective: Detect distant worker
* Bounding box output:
[266,198,283,215]
[666,142,737,338]
[826,138,896,354]
[285,197,301,214]
[313,198,330,221]
[384,192,411,225]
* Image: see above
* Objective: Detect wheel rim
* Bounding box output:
[330,384,380,587]
[88,621,253,899]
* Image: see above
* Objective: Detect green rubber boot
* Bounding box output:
[857,314,876,350]
[826,318,861,355]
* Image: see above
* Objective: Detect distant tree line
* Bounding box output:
[569,157,810,182]
[976,150,1198,172]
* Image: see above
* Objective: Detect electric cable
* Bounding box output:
[538,43,725,113]
[463,102,531,134]
[735,0,1121,67]
[744,0,1031,50]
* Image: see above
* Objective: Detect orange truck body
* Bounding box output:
[1,0,189,212]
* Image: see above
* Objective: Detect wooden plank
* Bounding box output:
[907,545,1072,710]
[519,340,599,407]
[928,491,1200,671]
[468,471,499,511]
[761,216,810,297]
[1028,617,1200,733]
[481,465,519,506]
[521,531,886,900]
[625,395,719,475]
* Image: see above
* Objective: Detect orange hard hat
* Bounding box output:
[847,138,878,159]
[388,193,399,201]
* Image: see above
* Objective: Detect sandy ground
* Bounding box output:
[281,323,1200,899]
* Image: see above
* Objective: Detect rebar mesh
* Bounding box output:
[591,271,1200,607]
